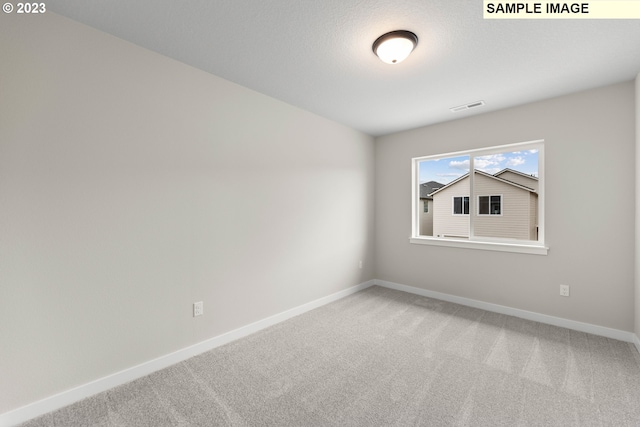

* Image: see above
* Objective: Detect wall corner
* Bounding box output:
[635,73,640,341]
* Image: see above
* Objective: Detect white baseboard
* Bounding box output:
[633,333,640,354]
[0,280,375,427]
[2,278,636,426]
[375,279,637,344]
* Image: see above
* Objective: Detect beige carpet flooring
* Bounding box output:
[19,286,640,426]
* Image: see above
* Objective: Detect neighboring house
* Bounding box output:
[494,168,539,192]
[429,169,538,240]
[419,181,445,236]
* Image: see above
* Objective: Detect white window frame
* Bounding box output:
[452,196,469,215]
[410,140,547,255]
[477,195,502,216]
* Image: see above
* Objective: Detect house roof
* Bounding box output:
[429,169,537,196]
[419,181,445,199]
[494,168,539,181]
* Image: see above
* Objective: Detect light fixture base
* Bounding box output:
[372,30,418,64]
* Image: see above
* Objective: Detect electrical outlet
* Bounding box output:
[559,285,570,297]
[359,260,363,269]
[193,301,204,317]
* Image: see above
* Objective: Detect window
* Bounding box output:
[478,195,501,215]
[453,196,469,215]
[423,201,428,213]
[411,140,546,255]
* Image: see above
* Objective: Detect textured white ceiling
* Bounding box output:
[49,1,640,136]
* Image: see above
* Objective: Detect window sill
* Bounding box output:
[409,236,548,255]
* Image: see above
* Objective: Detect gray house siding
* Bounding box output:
[474,173,532,240]
[431,171,538,241]
[432,179,470,238]
[419,199,435,236]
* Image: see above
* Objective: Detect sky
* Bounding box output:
[419,149,538,185]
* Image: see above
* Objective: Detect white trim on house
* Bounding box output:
[476,170,536,192]
[0,280,375,427]
[430,173,470,197]
[494,167,539,181]
[451,195,470,215]
[433,169,536,196]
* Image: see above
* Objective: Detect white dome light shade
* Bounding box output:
[372,30,418,64]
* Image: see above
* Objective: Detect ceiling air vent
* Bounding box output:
[450,100,485,113]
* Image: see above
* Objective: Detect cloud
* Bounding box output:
[527,149,538,154]
[449,159,469,170]
[476,154,506,161]
[437,173,463,178]
[474,154,506,170]
[475,156,504,174]
[480,167,502,175]
[475,159,495,169]
[506,156,525,167]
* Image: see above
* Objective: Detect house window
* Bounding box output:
[478,195,501,215]
[411,140,546,255]
[453,196,469,215]
[423,201,428,213]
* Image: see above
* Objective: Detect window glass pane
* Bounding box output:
[490,195,501,215]
[472,149,538,240]
[417,155,469,238]
[453,197,462,214]
[479,196,489,214]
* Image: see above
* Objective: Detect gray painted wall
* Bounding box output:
[0,13,375,413]
[375,81,636,332]
[1,10,638,418]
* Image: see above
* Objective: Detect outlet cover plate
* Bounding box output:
[193,301,204,317]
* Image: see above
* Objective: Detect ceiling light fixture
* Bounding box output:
[372,30,418,64]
